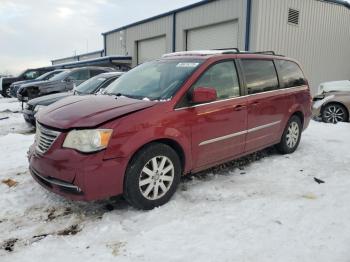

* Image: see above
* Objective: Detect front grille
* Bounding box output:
[35,123,60,154]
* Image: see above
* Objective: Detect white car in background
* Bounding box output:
[313,80,350,124]
[317,80,350,94]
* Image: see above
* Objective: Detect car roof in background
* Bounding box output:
[69,66,115,72]
[96,72,124,78]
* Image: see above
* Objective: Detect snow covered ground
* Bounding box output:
[0,97,350,262]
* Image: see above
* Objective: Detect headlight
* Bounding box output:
[63,129,113,153]
[34,105,46,113]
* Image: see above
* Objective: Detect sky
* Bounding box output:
[0,0,198,75]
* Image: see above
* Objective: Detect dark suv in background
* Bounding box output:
[17,66,114,101]
[1,67,53,97]
[9,69,65,98]
[23,72,123,125]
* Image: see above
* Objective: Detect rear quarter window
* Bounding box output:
[241,59,279,95]
[275,60,307,88]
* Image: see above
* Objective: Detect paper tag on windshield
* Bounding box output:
[176,63,199,68]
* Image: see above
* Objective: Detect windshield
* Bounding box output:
[75,75,108,94]
[104,59,202,100]
[49,71,71,81]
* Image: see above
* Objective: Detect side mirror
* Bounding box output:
[191,87,217,104]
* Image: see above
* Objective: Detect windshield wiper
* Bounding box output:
[108,93,141,100]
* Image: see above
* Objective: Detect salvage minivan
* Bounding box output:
[28,50,312,210]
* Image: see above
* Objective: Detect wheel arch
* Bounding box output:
[291,111,304,127]
[128,138,187,174]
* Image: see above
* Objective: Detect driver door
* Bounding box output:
[188,61,248,169]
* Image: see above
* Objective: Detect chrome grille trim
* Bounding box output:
[30,167,81,191]
[35,122,60,154]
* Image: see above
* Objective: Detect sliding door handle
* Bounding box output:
[233,105,247,111]
[250,101,260,107]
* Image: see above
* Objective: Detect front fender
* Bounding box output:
[104,121,192,173]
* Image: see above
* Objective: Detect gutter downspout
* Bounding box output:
[103,34,107,56]
[172,12,176,52]
[245,0,252,51]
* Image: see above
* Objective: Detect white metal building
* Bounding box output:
[100,0,350,94]
[51,50,104,65]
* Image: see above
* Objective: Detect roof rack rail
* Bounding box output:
[252,51,276,55]
[212,48,240,54]
[243,50,284,57]
[162,49,284,58]
[212,48,284,56]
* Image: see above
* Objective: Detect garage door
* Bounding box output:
[186,20,238,51]
[137,36,166,64]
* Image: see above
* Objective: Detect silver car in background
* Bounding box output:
[313,80,350,124]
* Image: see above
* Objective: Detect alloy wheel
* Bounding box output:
[286,122,300,149]
[139,156,175,200]
[323,105,346,124]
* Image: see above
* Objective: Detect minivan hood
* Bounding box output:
[36,95,156,129]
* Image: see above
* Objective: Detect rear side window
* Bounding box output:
[241,60,279,95]
[192,61,240,100]
[90,69,106,77]
[275,60,307,88]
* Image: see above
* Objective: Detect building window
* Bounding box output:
[288,8,300,26]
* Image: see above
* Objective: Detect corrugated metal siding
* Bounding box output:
[175,0,246,51]
[106,15,173,66]
[79,51,102,60]
[52,57,78,65]
[105,31,124,56]
[250,0,350,94]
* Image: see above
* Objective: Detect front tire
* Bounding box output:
[124,143,181,210]
[276,115,302,154]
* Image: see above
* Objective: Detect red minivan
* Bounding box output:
[28,50,312,209]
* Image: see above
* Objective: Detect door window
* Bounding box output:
[241,60,279,94]
[192,61,240,100]
[24,70,40,80]
[68,69,89,81]
[275,60,307,88]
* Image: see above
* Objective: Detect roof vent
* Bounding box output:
[288,8,300,25]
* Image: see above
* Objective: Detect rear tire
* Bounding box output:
[123,143,181,210]
[276,115,302,154]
